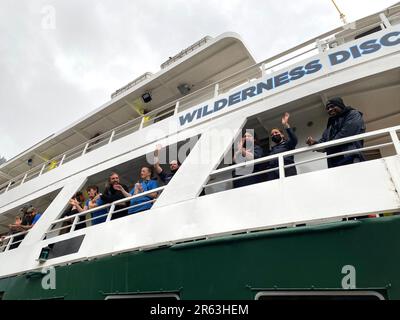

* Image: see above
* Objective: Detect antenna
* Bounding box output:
[331,0,347,24]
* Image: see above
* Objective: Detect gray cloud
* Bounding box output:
[0,0,397,159]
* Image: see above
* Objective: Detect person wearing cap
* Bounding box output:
[27,207,42,225]
[306,97,366,168]
[266,112,298,180]
[7,206,41,249]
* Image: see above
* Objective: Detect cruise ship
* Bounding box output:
[0,3,399,300]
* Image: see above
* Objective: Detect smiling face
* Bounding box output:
[87,188,98,199]
[169,160,180,172]
[326,104,343,117]
[140,167,152,180]
[109,173,120,185]
[243,132,254,144]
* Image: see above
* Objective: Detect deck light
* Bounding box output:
[177,84,192,95]
[142,92,152,103]
[38,246,51,263]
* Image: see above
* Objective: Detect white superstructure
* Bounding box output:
[0,4,399,279]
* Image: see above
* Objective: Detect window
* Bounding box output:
[0,189,61,252]
[202,84,400,196]
[255,291,385,300]
[46,136,199,238]
[105,293,180,300]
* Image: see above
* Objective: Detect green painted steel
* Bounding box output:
[0,215,399,300]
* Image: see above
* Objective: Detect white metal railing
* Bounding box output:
[0,230,30,253]
[204,125,400,190]
[44,186,166,239]
[0,13,395,196]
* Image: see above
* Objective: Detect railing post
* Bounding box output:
[139,117,145,130]
[278,155,285,180]
[70,215,79,232]
[59,154,66,167]
[108,130,115,144]
[174,101,180,115]
[82,142,89,156]
[106,204,115,222]
[379,13,391,28]
[261,63,266,77]
[21,173,28,185]
[39,163,46,176]
[316,39,324,53]
[214,83,219,98]
[390,130,400,155]
[5,236,13,251]
[5,181,12,192]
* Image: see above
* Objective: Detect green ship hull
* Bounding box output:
[1,215,399,300]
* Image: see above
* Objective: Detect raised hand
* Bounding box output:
[69,198,78,207]
[282,112,290,128]
[154,144,163,157]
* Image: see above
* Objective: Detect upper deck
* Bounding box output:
[0,3,399,197]
[0,4,400,279]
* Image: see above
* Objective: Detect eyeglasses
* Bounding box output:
[326,104,335,110]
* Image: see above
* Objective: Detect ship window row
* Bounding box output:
[44,137,198,239]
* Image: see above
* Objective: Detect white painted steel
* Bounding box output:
[0,21,399,279]
[0,155,399,278]
[1,23,400,194]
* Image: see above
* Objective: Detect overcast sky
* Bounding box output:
[0,0,398,161]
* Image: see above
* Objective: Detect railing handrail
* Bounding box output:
[210,125,400,177]
[49,186,166,226]
[0,230,30,243]
[0,15,395,193]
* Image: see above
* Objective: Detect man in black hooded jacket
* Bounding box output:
[306,97,366,168]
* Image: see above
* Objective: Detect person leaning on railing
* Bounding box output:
[114,166,159,215]
[100,172,130,220]
[232,131,265,188]
[265,112,298,181]
[62,192,87,231]
[69,185,108,226]
[306,97,366,168]
[7,206,41,249]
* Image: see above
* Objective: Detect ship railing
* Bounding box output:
[204,125,400,191]
[0,230,30,253]
[0,12,395,196]
[44,186,166,239]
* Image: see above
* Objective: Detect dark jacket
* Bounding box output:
[319,107,366,168]
[101,184,130,206]
[266,128,298,180]
[101,183,130,220]
[158,170,176,184]
[233,144,265,188]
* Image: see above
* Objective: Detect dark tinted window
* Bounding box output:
[256,291,384,300]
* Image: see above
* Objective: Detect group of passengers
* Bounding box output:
[1,205,42,249]
[233,97,366,187]
[62,96,366,225]
[3,97,365,236]
[61,147,181,229]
